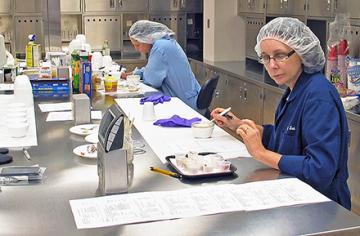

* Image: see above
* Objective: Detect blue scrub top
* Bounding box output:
[262,72,351,210]
[135,37,201,111]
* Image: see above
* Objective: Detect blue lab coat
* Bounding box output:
[262,72,351,210]
[135,37,201,110]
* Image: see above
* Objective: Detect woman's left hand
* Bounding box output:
[236,119,266,158]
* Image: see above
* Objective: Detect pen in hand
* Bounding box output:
[210,107,233,123]
[150,167,181,179]
[23,148,31,161]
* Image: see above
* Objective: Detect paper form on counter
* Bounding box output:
[70,178,330,229]
[46,111,102,122]
[38,102,72,112]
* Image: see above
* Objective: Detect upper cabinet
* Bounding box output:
[149,0,181,12]
[238,0,266,15]
[14,0,42,14]
[306,0,333,18]
[117,0,149,12]
[60,0,81,13]
[0,0,11,14]
[84,0,116,12]
[335,0,360,19]
[266,0,306,16]
[291,0,306,16]
[181,0,202,13]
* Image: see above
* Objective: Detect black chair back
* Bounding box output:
[196,74,219,118]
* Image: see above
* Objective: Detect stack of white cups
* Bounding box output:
[6,102,29,138]
[6,74,34,138]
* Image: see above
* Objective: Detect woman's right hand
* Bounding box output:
[210,107,241,131]
[121,72,132,80]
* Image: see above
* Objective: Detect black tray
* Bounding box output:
[165,155,237,179]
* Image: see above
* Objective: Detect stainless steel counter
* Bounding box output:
[1,94,360,236]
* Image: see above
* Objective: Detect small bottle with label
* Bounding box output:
[102,40,110,56]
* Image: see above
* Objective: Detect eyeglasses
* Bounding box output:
[259,50,296,65]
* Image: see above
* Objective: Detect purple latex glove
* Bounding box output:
[140,93,171,105]
[153,115,201,127]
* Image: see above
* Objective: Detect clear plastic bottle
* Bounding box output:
[102,40,110,56]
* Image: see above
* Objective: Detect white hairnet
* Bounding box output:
[128,20,175,44]
[255,17,325,73]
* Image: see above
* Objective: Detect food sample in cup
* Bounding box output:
[104,75,117,92]
[127,74,141,92]
[191,121,215,138]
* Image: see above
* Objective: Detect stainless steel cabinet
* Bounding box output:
[14,16,43,54]
[246,18,264,60]
[267,0,306,16]
[263,87,282,124]
[307,0,333,18]
[149,14,186,49]
[0,0,11,14]
[221,74,263,124]
[14,0,42,14]
[117,0,148,12]
[291,0,306,16]
[240,80,263,124]
[335,0,360,18]
[266,0,288,15]
[84,15,121,51]
[149,0,181,12]
[238,0,266,15]
[60,0,81,13]
[347,117,360,215]
[182,0,202,12]
[84,0,116,12]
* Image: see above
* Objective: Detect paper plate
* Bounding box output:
[85,133,98,144]
[69,124,99,136]
[73,144,97,159]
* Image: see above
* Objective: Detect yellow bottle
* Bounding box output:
[26,35,41,68]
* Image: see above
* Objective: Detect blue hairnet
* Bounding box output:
[255,17,325,73]
[128,20,175,44]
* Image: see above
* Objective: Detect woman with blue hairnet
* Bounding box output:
[211,17,351,209]
[127,20,201,110]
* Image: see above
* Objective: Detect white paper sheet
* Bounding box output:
[115,98,251,163]
[0,83,14,91]
[70,178,330,229]
[46,111,102,122]
[38,102,72,112]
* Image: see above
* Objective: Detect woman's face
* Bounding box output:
[260,39,303,89]
[130,38,152,54]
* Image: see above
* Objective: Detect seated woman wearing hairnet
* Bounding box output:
[127,20,201,111]
[211,17,351,210]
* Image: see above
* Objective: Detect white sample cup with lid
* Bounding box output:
[142,102,156,121]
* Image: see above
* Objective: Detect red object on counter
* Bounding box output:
[338,39,349,55]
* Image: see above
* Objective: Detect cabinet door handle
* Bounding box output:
[181,0,186,9]
[327,0,331,11]
[244,88,248,101]
[173,0,178,8]
[119,0,123,8]
[110,0,115,9]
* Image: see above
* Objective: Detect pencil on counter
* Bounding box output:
[150,167,181,179]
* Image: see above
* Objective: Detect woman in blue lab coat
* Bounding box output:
[127,20,201,110]
[211,17,351,210]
